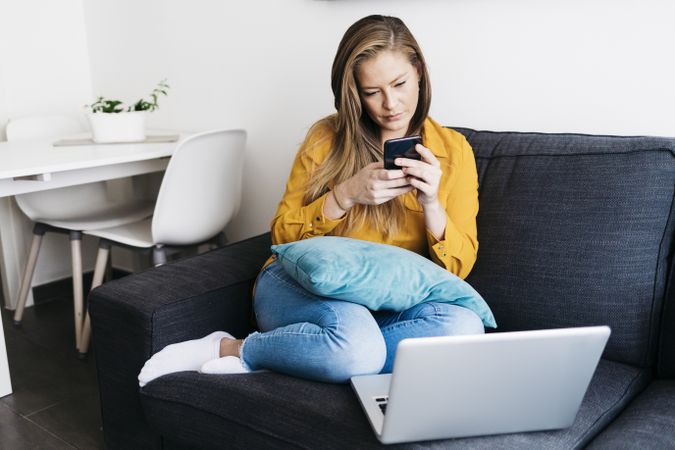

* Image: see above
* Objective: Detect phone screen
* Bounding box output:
[383,135,422,170]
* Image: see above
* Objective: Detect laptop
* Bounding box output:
[351,326,611,444]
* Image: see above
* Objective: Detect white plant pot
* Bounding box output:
[88,111,147,143]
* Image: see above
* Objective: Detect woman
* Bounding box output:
[139,15,483,386]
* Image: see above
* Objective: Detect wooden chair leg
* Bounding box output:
[79,313,92,359]
[104,249,113,282]
[79,241,111,358]
[12,229,44,325]
[70,231,84,351]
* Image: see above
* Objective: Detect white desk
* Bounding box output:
[0,137,178,196]
[0,134,183,397]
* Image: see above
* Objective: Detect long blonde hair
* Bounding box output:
[303,15,432,238]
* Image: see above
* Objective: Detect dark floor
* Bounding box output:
[1,292,104,449]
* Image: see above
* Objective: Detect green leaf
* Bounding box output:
[88,79,169,114]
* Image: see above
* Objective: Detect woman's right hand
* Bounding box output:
[336,162,413,209]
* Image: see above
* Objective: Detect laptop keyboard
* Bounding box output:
[374,396,389,415]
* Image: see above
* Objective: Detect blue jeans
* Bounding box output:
[241,261,485,383]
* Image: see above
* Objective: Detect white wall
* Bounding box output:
[0,0,671,303]
[0,0,93,121]
[81,0,675,243]
[0,0,98,308]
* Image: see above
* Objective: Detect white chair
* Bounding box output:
[7,115,155,353]
[79,128,246,355]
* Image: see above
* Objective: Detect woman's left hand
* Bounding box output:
[395,144,442,208]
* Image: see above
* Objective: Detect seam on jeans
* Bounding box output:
[379,317,430,335]
[254,330,336,338]
[378,303,441,333]
[429,301,442,318]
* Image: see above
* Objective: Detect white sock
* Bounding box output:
[138,331,234,387]
[199,356,249,375]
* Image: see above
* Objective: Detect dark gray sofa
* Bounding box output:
[89,128,675,449]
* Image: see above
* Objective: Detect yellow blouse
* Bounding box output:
[268,117,479,279]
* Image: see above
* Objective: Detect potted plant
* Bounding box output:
[86,79,169,143]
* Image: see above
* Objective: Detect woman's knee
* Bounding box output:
[319,329,387,383]
[436,303,485,336]
[411,302,484,336]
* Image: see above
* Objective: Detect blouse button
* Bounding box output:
[308,223,313,228]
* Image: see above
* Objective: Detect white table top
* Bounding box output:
[0,134,180,180]
[0,132,185,197]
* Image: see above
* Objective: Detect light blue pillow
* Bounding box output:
[271,236,497,328]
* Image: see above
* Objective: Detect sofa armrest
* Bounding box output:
[89,232,272,449]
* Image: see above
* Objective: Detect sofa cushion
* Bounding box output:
[586,380,675,449]
[140,359,649,450]
[271,236,496,327]
[455,129,675,368]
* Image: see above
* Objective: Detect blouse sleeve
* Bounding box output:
[426,135,479,279]
[270,128,345,245]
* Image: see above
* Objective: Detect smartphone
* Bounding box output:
[383,135,422,170]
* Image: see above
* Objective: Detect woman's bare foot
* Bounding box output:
[200,337,248,375]
[219,337,243,357]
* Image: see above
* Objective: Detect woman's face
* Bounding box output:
[356,49,421,143]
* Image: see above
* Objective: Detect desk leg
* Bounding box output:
[0,311,12,397]
[70,232,84,351]
[0,197,34,311]
[13,233,43,324]
[0,198,15,397]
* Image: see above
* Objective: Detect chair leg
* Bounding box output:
[70,231,84,351]
[216,231,227,247]
[79,310,92,359]
[104,250,113,282]
[153,246,167,266]
[79,241,111,358]
[12,227,45,326]
[208,231,227,251]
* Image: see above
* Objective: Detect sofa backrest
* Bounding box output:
[457,128,675,368]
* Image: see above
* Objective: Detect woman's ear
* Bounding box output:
[415,62,423,84]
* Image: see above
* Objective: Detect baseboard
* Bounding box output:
[32,269,131,305]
